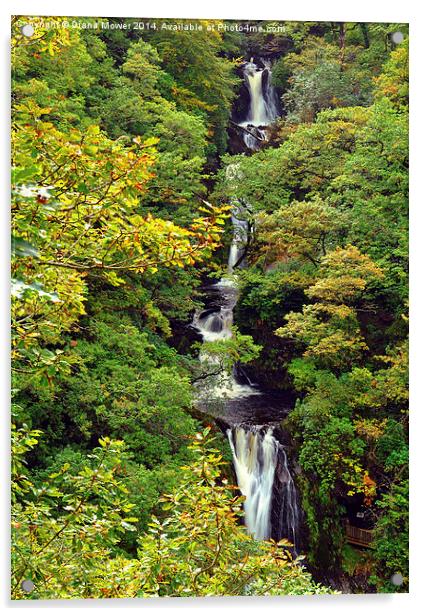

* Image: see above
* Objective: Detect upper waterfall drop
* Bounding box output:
[238,59,280,150]
[246,66,269,125]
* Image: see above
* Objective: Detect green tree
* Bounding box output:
[277,246,383,370]
[148,21,238,155]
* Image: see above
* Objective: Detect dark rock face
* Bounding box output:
[232,81,251,124]
[269,425,304,552]
[245,40,294,61]
[169,318,203,356]
[261,68,269,91]
[227,124,253,155]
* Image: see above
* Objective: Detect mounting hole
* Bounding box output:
[391,31,404,44]
[21,579,35,593]
[21,24,35,37]
[390,572,404,586]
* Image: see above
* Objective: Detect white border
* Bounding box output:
[2,1,425,614]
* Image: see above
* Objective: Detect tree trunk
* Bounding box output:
[359,23,370,48]
[338,22,346,71]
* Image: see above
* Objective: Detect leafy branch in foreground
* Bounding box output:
[12,427,138,599]
[12,100,229,380]
[11,426,334,599]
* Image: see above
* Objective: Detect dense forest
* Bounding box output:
[11,17,408,598]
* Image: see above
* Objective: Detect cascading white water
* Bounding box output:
[227,426,278,539]
[227,426,299,547]
[239,59,280,150]
[247,66,269,125]
[225,163,249,272]
[193,282,255,399]
[196,308,233,343]
[228,205,249,272]
[192,163,254,398]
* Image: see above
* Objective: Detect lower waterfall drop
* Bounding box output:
[227,426,300,550]
[227,426,277,540]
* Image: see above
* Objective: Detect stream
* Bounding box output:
[192,59,301,550]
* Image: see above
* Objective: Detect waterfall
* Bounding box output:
[192,163,252,397]
[192,83,299,548]
[228,205,249,272]
[195,307,233,343]
[225,163,249,272]
[247,67,269,125]
[193,213,301,545]
[193,279,255,399]
[227,426,299,549]
[227,426,277,539]
[239,60,280,150]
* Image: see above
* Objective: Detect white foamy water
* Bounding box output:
[227,426,278,539]
[238,60,280,150]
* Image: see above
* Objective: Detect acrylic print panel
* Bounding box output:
[11,15,409,599]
